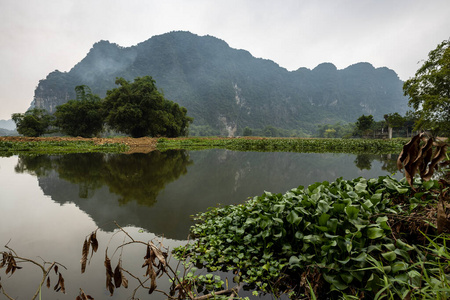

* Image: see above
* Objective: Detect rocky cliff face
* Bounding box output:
[31,31,409,136]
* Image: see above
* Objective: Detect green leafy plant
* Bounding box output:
[173,173,449,299]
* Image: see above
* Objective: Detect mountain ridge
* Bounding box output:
[31,31,408,136]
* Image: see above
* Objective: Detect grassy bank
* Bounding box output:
[157,137,408,154]
[0,140,128,156]
[0,137,408,156]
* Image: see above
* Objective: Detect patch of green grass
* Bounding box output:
[0,140,128,156]
[157,137,407,154]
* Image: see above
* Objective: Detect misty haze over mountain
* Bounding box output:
[24,31,408,136]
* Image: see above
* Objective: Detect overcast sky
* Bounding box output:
[0,0,449,120]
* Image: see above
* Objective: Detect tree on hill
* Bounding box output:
[54,85,105,137]
[403,39,450,136]
[11,108,53,137]
[103,76,193,138]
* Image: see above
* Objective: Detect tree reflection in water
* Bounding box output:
[15,150,192,206]
[354,153,398,173]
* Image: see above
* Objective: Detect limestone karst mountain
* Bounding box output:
[31,31,408,136]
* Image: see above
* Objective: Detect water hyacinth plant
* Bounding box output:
[174,175,450,299]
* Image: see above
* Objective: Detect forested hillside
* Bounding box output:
[31,31,408,136]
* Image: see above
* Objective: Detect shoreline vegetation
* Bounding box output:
[0,136,408,156]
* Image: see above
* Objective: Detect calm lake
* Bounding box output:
[0,149,400,299]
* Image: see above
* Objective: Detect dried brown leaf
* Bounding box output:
[113,261,122,288]
[5,260,12,275]
[144,244,151,260]
[423,144,448,181]
[149,267,157,294]
[121,272,128,289]
[90,231,99,253]
[79,288,90,300]
[59,273,66,294]
[0,252,6,268]
[104,253,114,296]
[397,133,423,172]
[54,264,59,275]
[151,243,167,268]
[419,138,434,175]
[81,238,89,273]
[437,198,450,234]
[142,258,152,276]
[46,276,51,288]
[6,255,17,275]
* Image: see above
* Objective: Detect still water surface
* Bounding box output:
[0,150,399,299]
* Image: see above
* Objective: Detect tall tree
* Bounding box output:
[403,39,450,136]
[384,113,405,139]
[354,114,374,137]
[103,76,192,138]
[12,108,53,137]
[54,85,105,137]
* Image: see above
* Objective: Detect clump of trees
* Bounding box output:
[12,76,193,138]
[54,85,105,137]
[12,108,54,137]
[348,112,417,139]
[103,76,192,138]
[403,39,450,137]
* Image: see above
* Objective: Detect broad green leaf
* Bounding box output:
[345,206,359,220]
[355,182,367,193]
[273,204,285,213]
[327,218,338,233]
[289,256,301,267]
[323,273,348,290]
[272,217,284,224]
[370,193,382,205]
[319,213,330,226]
[259,218,271,229]
[287,210,302,226]
[337,257,350,264]
[351,252,367,262]
[367,227,384,239]
[340,273,354,284]
[333,203,346,213]
[423,180,436,190]
[376,216,388,223]
[362,199,373,210]
[383,243,395,251]
[317,200,330,213]
[295,231,304,240]
[382,251,397,261]
[391,261,408,273]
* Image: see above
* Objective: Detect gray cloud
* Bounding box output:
[1,0,449,119]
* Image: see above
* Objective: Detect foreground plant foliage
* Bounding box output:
[175,176,447,298]
[174,134,449,299]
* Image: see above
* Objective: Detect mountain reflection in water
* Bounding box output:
[14,150,399,240]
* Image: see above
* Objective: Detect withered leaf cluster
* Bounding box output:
[81,231,99,273]
[104,252,129,296]
[142,242,168,295]
[397,133,448,188]
[0,252,22,276]
[171,278,193,299]
[76,288,94,300]
[52,272,66,294]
